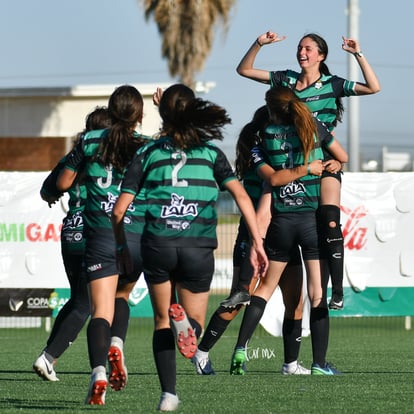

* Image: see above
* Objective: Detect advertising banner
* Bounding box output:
[1,172,414,331]
[260,172,414,336]
[0,172,150,319]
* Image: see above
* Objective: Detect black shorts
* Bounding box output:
[265,212,320,261]
[285,244,302,266]
[85,232,142,284]
[142,245,214,293]
[321,169,342,183]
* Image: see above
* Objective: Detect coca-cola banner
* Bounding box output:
[341,173,414,289]
[261,172,414,336]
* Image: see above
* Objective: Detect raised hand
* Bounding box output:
[257,30,287,46]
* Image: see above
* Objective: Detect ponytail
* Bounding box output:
[266,87,317,164]
[96,85,144,171]
[159,84,231,150]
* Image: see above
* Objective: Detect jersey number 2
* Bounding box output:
[171,152,188,187]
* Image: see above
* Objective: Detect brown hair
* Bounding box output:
[85,106,111,131]
[265,86,317,164]
[158,83,231,149]
[299,33,344,125]
[72,106,111,149]
[97,85,145,171]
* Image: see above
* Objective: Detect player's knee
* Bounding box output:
[318,205,342,239]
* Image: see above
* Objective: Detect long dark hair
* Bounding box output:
[299,33,344,125]
[158,84,231,150]
[235,105,268,179]
[96,85,145,171]
[266,86,317,164]
[85,106,111,132]
[73,106,111,148]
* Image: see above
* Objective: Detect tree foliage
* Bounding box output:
[142,0,235,87]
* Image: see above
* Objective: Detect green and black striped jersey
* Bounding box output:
[121,136,237,248]
[236,167,265,240]
[270,70,357,131]
[41,156,86,254]
[262,124,323,213]
[60,181,87,254]
[242,168,263,210]
[64,129,149,238]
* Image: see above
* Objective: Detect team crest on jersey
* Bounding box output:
[161,193,198,218]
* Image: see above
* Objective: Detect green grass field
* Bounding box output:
[0,296,413,413]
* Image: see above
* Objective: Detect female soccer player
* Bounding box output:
[230,86,341,376]
[57,85,150,405]
[193,105,310,376]
[236,30,380,309]
[112,84,268,411]
[33,106,111,382]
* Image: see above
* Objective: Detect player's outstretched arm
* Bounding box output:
[236,30,286,83]
[341,36,381,95]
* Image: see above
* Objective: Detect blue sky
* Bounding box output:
[1,0,411,165]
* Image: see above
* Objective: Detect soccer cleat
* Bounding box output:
[282,361,311,375]
[192,351,216,375]
[33,352,59,382]
[311,362,342,376]
[329,294,344,310]
[108,345,128,391]
[157,392,180,411]
[85,371,108,405]
[230,348,247,375]
[169,303,197,359]
[220,289,251,308]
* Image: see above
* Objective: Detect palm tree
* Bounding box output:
[142,0,235,87]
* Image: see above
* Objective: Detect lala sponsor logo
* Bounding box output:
[161,193,198,218]
[100,192,135,223]
[280,181,306,198]
[61,211,83,231]
[341,205,368,250]
[101,192,119,215]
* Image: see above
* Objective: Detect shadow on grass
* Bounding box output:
[1,397,80,411]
